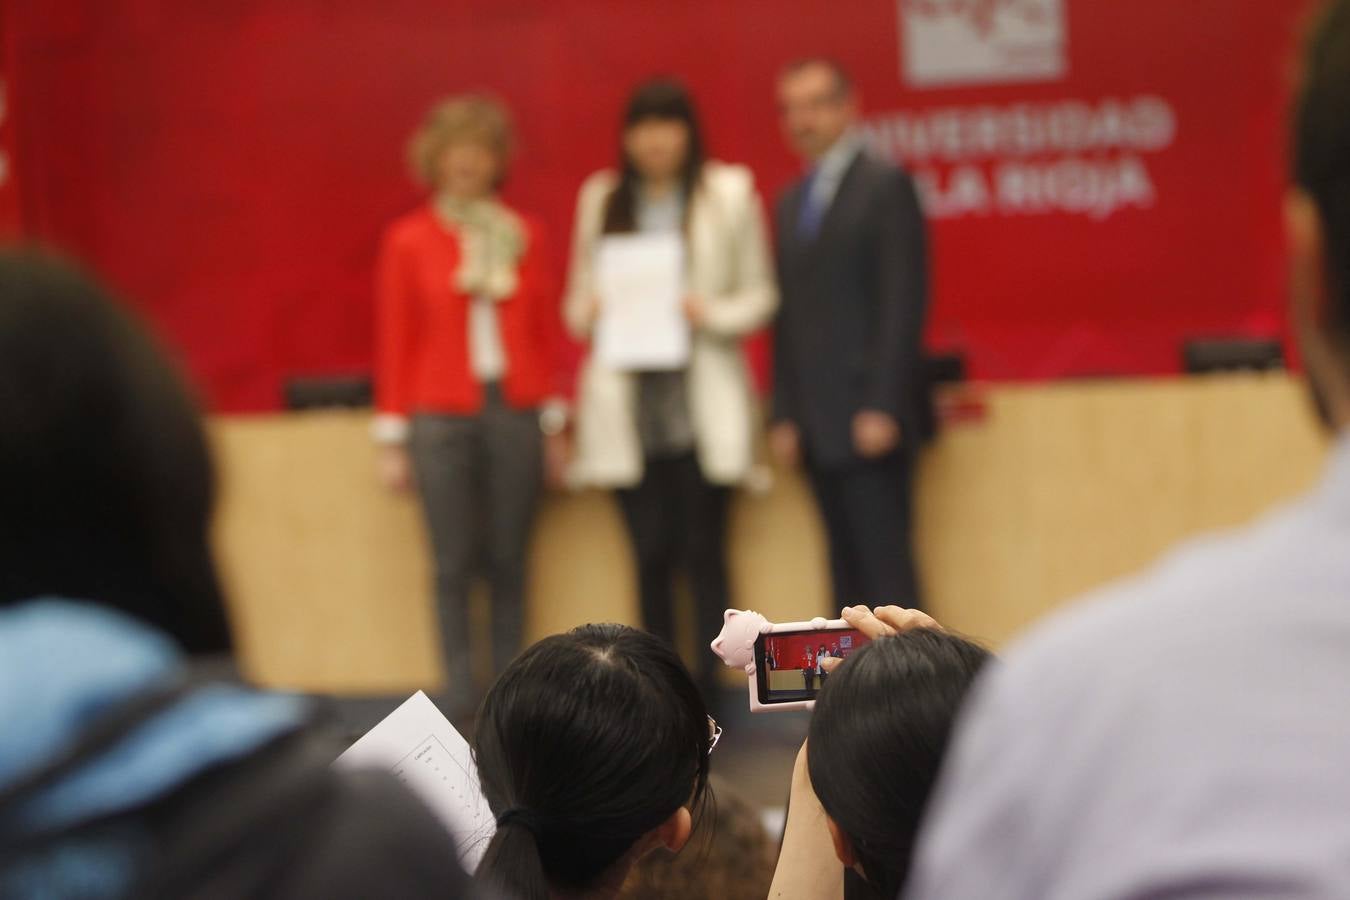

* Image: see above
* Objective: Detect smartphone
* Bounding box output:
[753,624,871,708]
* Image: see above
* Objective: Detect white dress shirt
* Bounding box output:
[468,294,506,383]
[806,129,865,218]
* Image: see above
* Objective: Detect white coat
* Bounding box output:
[562,162,778,487]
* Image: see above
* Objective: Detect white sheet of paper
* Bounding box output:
[594,231,688,370]
[333,691,494,871]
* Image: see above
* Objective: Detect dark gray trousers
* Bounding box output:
[409,387,541,714]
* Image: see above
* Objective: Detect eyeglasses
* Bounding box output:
[708,715,723,756]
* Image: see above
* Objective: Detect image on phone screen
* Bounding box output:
[753,627,872,704]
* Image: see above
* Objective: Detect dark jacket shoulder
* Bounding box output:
[851,153,917,201]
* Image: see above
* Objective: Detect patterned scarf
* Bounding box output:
[433,194,527,301]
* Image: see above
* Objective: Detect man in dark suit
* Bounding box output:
[770,58,931,609]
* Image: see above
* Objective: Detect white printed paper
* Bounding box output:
[594,232,688,371]
[334,691,494,871]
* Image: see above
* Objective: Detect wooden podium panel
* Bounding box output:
[768,670,811,692]
[211,373,1327,693]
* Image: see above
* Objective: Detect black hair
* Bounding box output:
[779,56,855,99]
[601,78,707,234]
[0,249,232,654]
[807,629,991,898]
[1294,0,1350,339]
[473,623,712,900]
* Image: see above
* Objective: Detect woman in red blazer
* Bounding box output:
[373,95,563,717]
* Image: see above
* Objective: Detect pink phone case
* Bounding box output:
[709,609,851,712]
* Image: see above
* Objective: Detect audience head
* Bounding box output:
[0,250,231,654]
[1290,0,1350,429]
[473,623,713,900]
[807,628,991,898]
[777,57,858,162]
[408,94,516,200]
[618,775,775,900]
[604,78,706,232]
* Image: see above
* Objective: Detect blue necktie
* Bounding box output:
[796,169,824,241]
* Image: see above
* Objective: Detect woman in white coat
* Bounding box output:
[563,79,777,699]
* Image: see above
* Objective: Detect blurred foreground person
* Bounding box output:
[563,79,776,699]
[907,4,1350,897]
[473,624,714,900]
[771,59,931,611]
[0,252,473,898]
[374,95,563,716]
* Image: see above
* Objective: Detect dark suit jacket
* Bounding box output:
[772,152,933,468]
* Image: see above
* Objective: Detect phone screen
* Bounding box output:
[753,627,871,705]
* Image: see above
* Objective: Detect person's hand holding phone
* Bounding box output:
[817,605,941,674]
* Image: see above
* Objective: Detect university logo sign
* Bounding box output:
[900,0,1067,88]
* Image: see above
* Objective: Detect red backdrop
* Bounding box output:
[0,2,22,238]
[7,0,1317,411]
[765,630,870,672]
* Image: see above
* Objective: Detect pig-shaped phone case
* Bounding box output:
[709,608,847,712]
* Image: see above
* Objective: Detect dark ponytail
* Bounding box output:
[473,624,711,899]
[602,78,707,235]
[478,815,550,900]
[807,629,991,898]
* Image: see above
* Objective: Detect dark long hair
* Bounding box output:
[601,78,707,234]
[473,624,711,900]
[0,249,232,654]
[1294,0,1350,338]
[808,629,991,898]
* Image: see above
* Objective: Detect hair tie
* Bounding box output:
[496,807,543,840]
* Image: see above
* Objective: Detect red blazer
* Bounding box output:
[375,204,561,420]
